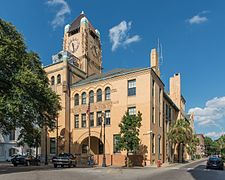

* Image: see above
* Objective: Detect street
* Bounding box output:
[0,160,224,180]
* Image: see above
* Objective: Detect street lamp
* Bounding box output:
[102,112,106,167]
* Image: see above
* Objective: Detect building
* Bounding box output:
[42,12,189,166]
[196,134,205,157]
[0,129,35,161]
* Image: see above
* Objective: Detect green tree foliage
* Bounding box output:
[17,128,41,157]
[0,19,61,135]
[187,134,199,159]
[168,119,193,162]
[117,111,142,166]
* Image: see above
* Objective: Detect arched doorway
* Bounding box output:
[80,136,103,155]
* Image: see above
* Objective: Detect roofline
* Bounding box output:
[43,60,63,69]
[163,92,179,111]
[71,67,151,88]
[150,68,165,87]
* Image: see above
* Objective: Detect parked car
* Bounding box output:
[206,156,224,170]
[6,154,21,162]
[11,155,40,166]
[52,153,76,168]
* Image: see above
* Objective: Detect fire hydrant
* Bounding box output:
[157,160,162,168]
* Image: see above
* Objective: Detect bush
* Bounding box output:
[195,155,201,159]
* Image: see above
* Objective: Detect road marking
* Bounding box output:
[187,168,194,171]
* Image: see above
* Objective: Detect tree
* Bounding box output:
[167,119,193,163]
[215,135,225,156]
[186,134,199,159]
[17,127,41,158]
[0,19,61,135]
[204,136,213,155]
[117,111,142,167]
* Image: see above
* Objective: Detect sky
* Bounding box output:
[1,0,225,139]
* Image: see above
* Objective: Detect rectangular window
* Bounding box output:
[105,110,110,125]
[81,114,86,128]
[152,134,155,154]
[152,107,155,123]
[9,130,15,141]
[90,112,94,127]
[128,79,136,96]
[159,88,161,104]
[163,102,165,120]
[113,134,121,153]
[152,80,155,97]
[128,107,136,115]
[159,111,161,127]
[97,111,102,126]
[74,115,79,128]
[166,104,169,120]
[50,138,56,154]
[158,137,161,155]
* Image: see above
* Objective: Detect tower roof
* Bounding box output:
[68,12,96,33]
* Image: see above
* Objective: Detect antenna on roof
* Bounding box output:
[157,38,163,67]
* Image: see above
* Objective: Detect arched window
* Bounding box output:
[89,90,94,103]
[97,89,102,102]
[57,74,61,84]
[74,94,79,106]
[105,87,111,100]
[82,92,86,105]
[51,76,55,85]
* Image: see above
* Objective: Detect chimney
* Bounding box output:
[169,73,181,107]
[150,48,160,77]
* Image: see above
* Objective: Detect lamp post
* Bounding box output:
[102,112,106,167]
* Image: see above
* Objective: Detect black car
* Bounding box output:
[206,156,224,170]
[11,155,40,166]
[52,153,76,168]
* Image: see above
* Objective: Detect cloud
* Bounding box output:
[47,0,71,29]
[189,96,225,126]
[109,21,141,51]
[187,11,209,25]
[205,131,224,138]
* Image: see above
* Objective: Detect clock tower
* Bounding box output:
[63,11,102,76]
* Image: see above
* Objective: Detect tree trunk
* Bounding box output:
[171,143,175,163]
[178,143,183,163]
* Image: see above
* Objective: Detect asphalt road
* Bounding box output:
[0,160,224,180]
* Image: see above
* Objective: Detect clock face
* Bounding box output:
[68,39,79,53]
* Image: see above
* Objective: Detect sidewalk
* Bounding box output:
[161,158,207,168]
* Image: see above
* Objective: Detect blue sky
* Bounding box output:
[1,0,225,139]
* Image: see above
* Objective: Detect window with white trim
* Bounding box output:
[128,79,136,96]
[128,107,136,115]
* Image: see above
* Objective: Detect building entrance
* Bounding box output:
[80,136,103,155]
